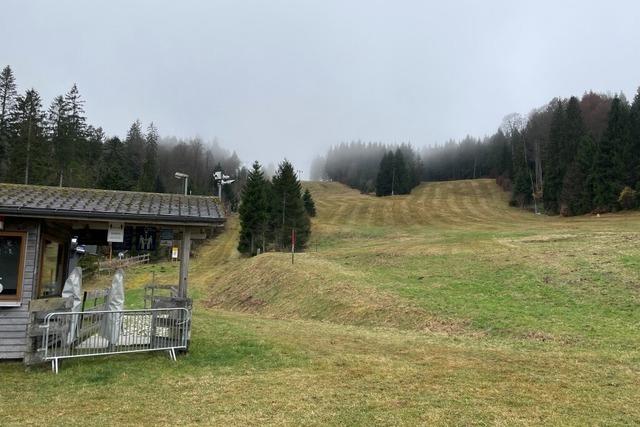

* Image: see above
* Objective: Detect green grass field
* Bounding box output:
[3,179,640,425]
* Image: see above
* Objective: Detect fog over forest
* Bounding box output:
[2,1,639,175]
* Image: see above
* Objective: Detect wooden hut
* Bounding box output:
[0,183,225,361]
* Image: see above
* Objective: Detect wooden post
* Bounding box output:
[178,228,191,298]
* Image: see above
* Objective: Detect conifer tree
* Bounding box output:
[0,65,17,180]
[629,88,640,188]
[124,120,146,189]
[139,122,159,192]
[63,84,90,186]
[560,135,595,215]
[47,95,70,185]
[376,151,394,196]
[557,97,586,211]
[562,97,585,165]
[393,148,410,194]
[8,89,51,185]
[510,129,531,207]
[98,137,130,190]
[592,97,628,212]
[270,160,310,250]
[238,161,270,255]
[302,188,316,217]
[543,101,565,213]
[85,125,105,186]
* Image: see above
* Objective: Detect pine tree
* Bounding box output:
[376,151,394,196]
[270,160,310,250]
[0,65,17,180]
[302,188,316,217]
[139,122,159,192]
[238,161,270,255]
[592,97,629,212]
[543,101,565,213]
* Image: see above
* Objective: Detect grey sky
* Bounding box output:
[2,1,639,175]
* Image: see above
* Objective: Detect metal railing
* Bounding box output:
[40,307,190,373]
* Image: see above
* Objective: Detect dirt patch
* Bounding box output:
[519,234,577,244]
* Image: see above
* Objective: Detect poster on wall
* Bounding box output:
[135,227,157,252]
[159,229,173,247]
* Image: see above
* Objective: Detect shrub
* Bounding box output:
[618,186,637,210]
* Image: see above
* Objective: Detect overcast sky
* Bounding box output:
[2,1,639,175]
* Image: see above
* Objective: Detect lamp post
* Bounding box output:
[174,172,189,195]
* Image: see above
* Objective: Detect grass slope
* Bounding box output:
[2,179,640,425]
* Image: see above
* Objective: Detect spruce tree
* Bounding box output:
[302,188,316,217]
[592,97,628,212]
[393,148,410,194]
[613,95,634,188]
[270,160,310,250]
[98,137,130,190]
[629,88,640,188]
[47,95,70,185]
[8,89,51,185]
[63,84,89,186]
[560,135,595,215]
[557,97,586,211]
[376,151,394,196]
[562,97,585,165]
[124,120,146,189]
[510,129,531,207]
[85,125,105,186]
[543,101,565,214]
[0,65,17,180]
[238,161,269,255]
[139,122,159,192]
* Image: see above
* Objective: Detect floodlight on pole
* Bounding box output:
[213,170,235,204]
[174,172,189,195]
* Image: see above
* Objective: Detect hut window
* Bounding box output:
[0,232,26,303]
[38,239,65,298]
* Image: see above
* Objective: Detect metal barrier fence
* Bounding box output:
[40,308,191,373]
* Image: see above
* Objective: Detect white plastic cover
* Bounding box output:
[102,268,125,345]
[61,267,83,345]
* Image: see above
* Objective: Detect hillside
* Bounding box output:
[3,179,640,425]
[193,179,640,342]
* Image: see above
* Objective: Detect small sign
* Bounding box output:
[171,247,179,260]
[107,222,125,243]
